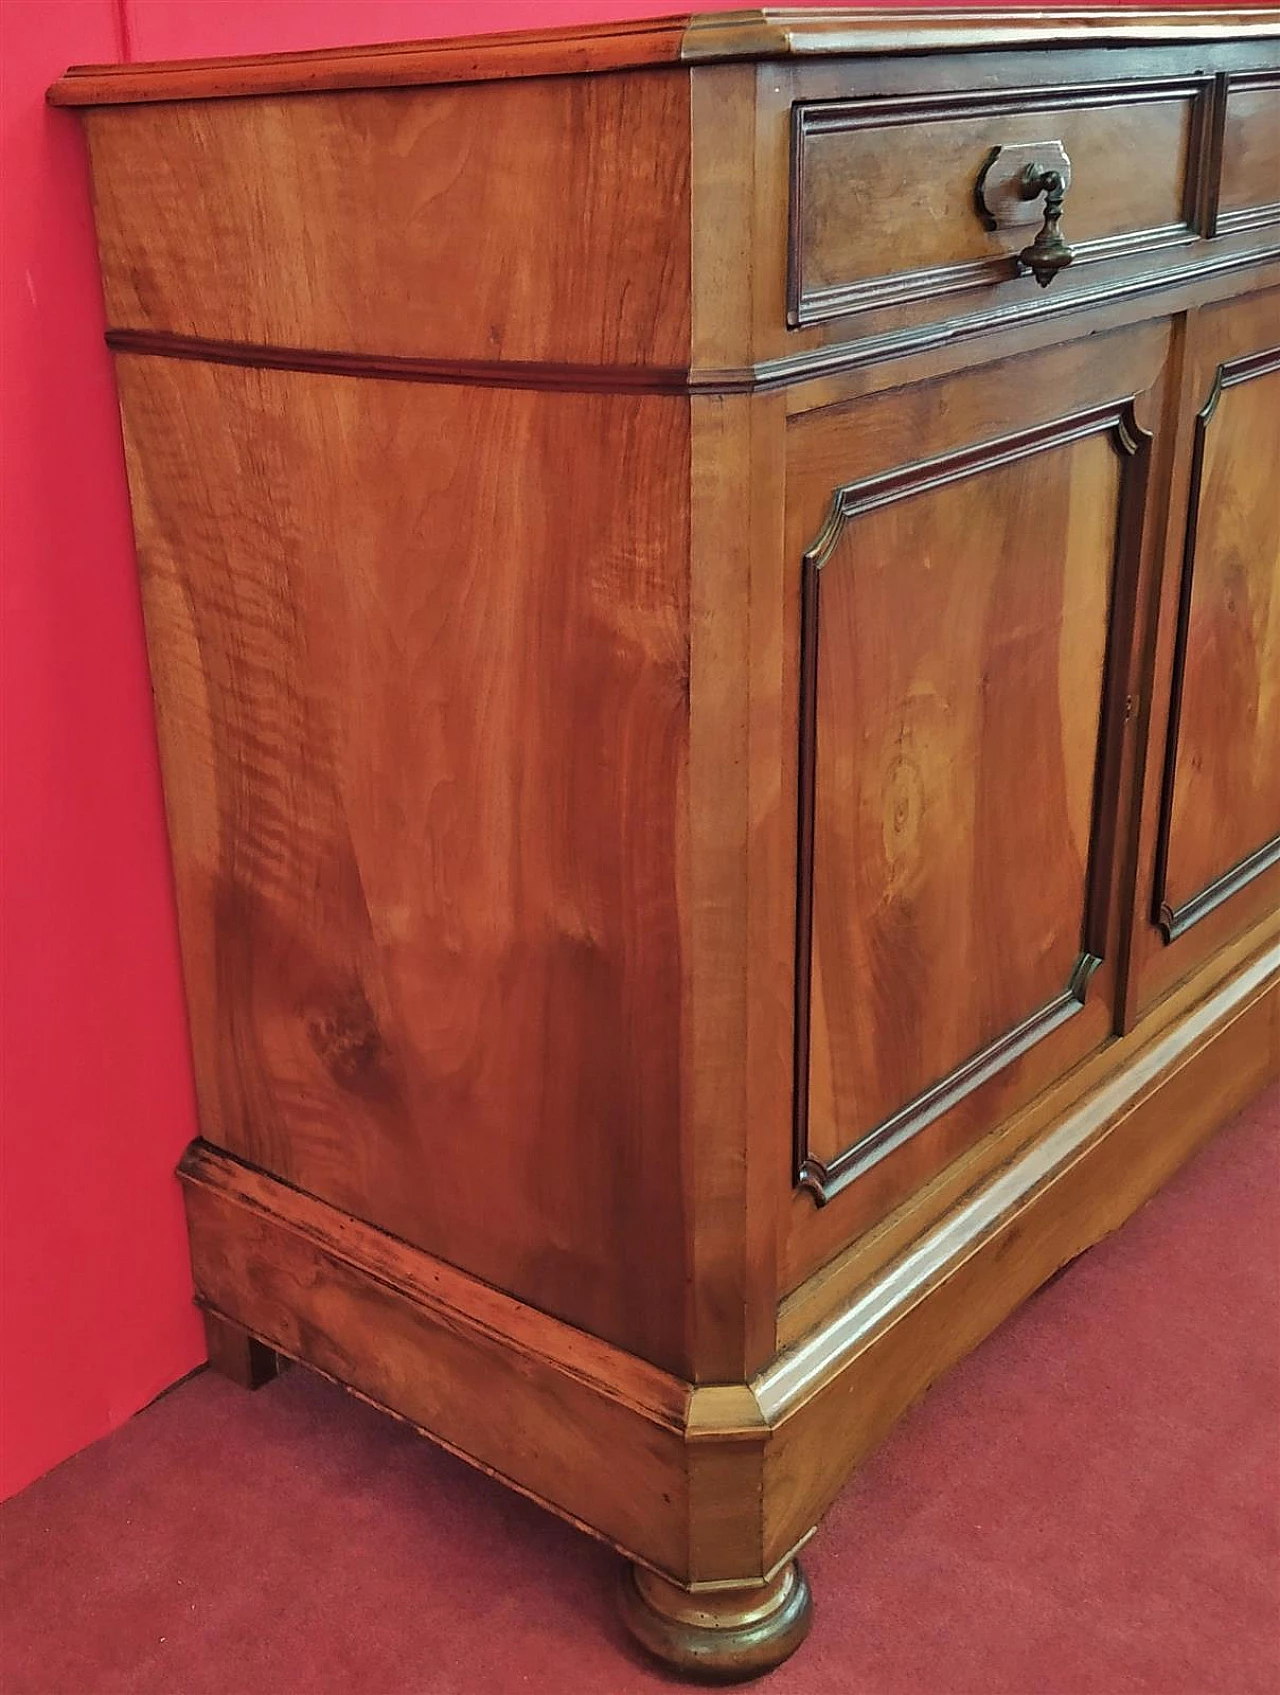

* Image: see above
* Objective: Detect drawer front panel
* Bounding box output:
[1217,71,1280,235]
[789,79,1213,327]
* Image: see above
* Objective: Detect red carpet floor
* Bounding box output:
[3,1086,1278,1695]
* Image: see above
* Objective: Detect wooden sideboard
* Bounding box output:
[52,10,1280,1678]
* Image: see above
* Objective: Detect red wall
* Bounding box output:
[0,0,1172,1502]
[1,0,204,1504]
[0,0,740,1508]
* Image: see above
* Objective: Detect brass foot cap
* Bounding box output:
[619,1559,813,1683]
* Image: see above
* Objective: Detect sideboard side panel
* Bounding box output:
[83,71,693,369]
[115,351,697,1374]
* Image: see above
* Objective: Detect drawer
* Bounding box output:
[1216,70,1280,235]
[788,77,1215,327]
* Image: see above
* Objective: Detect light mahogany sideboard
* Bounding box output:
[53,10,1280,1678]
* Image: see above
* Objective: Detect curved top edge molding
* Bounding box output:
[48,8,1280,108]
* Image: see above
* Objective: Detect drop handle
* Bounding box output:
[1017,164,1074,288]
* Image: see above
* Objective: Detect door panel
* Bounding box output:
[802,425,1120,1174]
[1154,353,1280,935]
[784,325,1168,1260]
[1131,289,1280,1018]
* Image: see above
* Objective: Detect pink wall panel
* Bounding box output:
[125,1,678,61]
[0,0,205,1503]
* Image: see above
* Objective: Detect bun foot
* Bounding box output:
[619,1559,812,1682]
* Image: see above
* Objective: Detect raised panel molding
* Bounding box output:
[795,400,1152,1205]
[1213,70,1280,237]
[787,78,1216,328]
[1151,347,1280,943]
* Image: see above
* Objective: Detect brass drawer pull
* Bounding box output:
[1018,163,1074,287]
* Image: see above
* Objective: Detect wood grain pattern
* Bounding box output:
[179,1142,697,1578]
[101,329,695,395]
[83,73,690,369]
[790,81,1209,326]
[77,40,1280,399]
[1126,286,1280,1023]
[731,43,1280,384]
[783,327,1166,1220]
[683,8,1280,61]
[1218,72,1280,232]
[1153,347,1280,938]
[779,904,1280,1339]
[762,944,1280,1568]
[684,391,779,1381]
[176,934,1278,1595]
[59,14,1280,1671]
[117,352,695,1374]
[675,65,809,1384]
[797,410,1135,1200]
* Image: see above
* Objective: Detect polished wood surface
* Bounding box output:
[83,75,690,368]
[761,950,1280,1570]
[48,16,694,104]
[47,9,1280,108]
[790,82,1206,326]
[1219,72,1280,231]
[778,904,1280,1339]
[804,421,1115,1174]
[62,11,1280,1680]
[118,353,694,1373]
[787,326,1163,1216]
[1128,285,1280,1023]
[620,1560,813,1680]
[1156,346,1280,936]
[177,938,1279,1593]
[180,1140,697,1579]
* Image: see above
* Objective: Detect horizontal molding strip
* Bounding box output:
[1159,835,1280,940]
[794,222,1200,328]
[48,13,1280,107]
[103,329,695,395]
[737,241,1280,392]
[106,240,1280,398]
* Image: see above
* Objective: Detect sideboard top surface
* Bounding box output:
[48,7,1280,105]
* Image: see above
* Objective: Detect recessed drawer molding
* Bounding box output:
[788,78,1216,327]
[1215,70,1280,235]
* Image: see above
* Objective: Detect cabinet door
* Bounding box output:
[1131,289,1280,1018]
[784,325,1169,1259]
